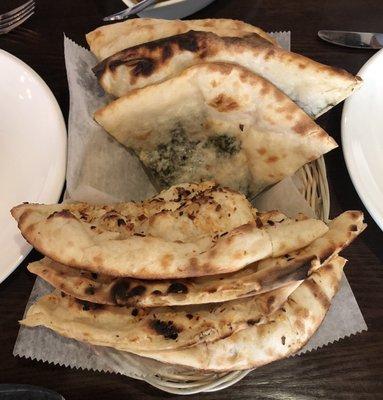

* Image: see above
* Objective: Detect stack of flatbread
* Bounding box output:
[12,18,366,378]
[86,18,361,197]
[13,182,365,371]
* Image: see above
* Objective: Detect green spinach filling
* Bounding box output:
[146,126,197,186]
[146,128,241,187]
[204,134,241,156]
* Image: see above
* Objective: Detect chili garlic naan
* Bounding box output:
[12,182,327,279]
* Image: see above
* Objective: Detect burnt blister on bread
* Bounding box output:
[47,210,75,220]
[77,299,103,311]
[149,319,181,340]
[111,280,147,305]
[167,282,189,294]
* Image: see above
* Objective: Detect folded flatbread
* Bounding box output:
[94,63,337,196]
[28,211,365,307]
[11,182,328,279]
[94,30,361,118]
[131,256,347,370]
[86,18,276,60]
[20,282,299,352]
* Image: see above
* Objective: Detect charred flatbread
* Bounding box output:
[28,211,365,307]
[20,282,299,352]
[86,18,276,60]
[131,257,347,370]
[94,30,361,118]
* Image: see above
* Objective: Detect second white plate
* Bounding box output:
[342,48,383,230]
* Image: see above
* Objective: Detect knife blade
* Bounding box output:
[318,30,383,49]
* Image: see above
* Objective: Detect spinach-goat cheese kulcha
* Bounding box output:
[94,63,337,197]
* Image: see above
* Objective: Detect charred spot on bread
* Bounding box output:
[112,282,147,305]
[247,318,261,326]
[167,282,188,294]
[77,300,103,311]
[47,210,75,220]
[149,319,181,340]
[85,285,95,295]
[131,308,139,317]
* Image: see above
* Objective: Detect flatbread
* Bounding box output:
[131,256,347,371]
[27,211,365,307]
[86,18,276,60]
[12,182,328,279]
[20,282,299,352]
[94,63,337,197]
[94,30,361,118]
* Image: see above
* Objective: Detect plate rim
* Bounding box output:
[124,0,215,12]
[124,0,196,10]
[341,48,383,231]
[0,49,67,283]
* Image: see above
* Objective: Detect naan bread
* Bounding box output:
[12,182,328,279]
[20,282,299,352]
[94,30,361,118]
[132,256,347,371]
[86,18,276,60]
[94,63,337,197]
[28,211,365,307]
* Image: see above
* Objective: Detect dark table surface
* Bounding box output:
[1,0,383,399]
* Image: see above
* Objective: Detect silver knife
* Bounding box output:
[103,0,156,22]
[318,30,383,49]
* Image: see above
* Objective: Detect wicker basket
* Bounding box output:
[103,157,330,395]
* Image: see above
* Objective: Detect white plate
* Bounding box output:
[122,0,216,19]
[342,49,383,230]
[0,50,67,283]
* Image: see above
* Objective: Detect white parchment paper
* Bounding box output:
[13,32,367,384]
